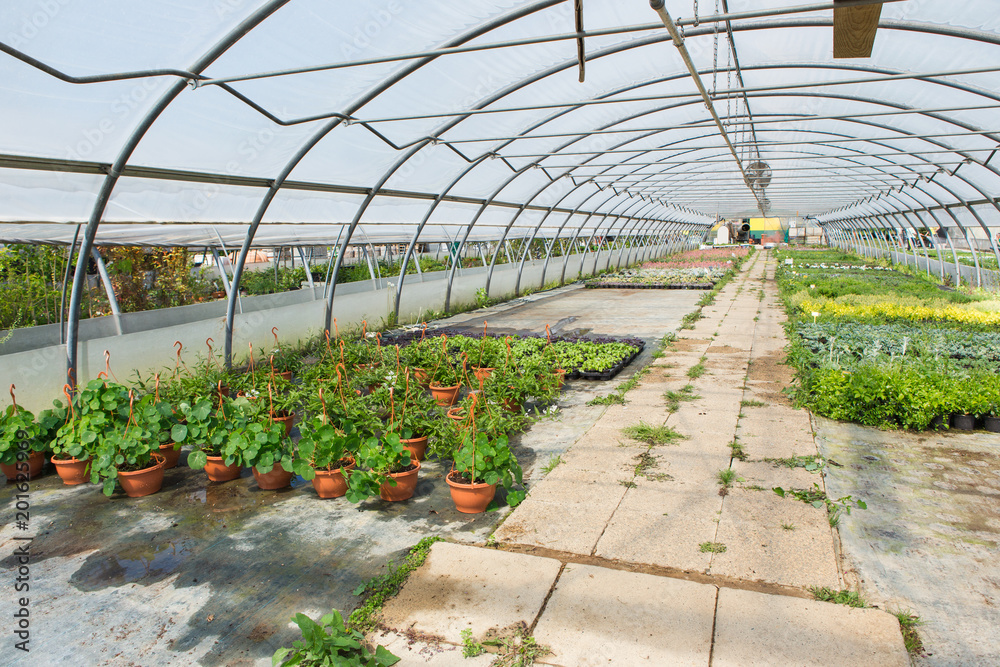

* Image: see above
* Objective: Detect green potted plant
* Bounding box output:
[371,372,441,462]
[0,386,45,482]
[51,379,134,485]
[428,336,462,406]
[239,414,302,490]
[87,391,167,498]
[447,420,525,514]
[175,396,252,482]
[297,415,362,499]
[267,327,303,379]
[347,432,417,503]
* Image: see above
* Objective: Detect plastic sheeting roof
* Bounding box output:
[2,0,1000,249]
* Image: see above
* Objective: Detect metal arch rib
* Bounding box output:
[64,0,293,386]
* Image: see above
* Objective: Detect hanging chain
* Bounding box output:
[693,0,699,26]
[711,0,719,95]
[725,32,732,127]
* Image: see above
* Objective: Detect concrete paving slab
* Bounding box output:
[736,410,817,460]
[374,631,495,666]
[733,460,824,491]
[380,542,561,645]
[525,467,633,507]
[492,498,618,555]
[712,586,909,667]
[710,489,841,589]
[556,441,642,474]
[595,486,721,572]
[533,564,716,666]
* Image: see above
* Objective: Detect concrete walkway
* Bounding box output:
[376,251,909,665]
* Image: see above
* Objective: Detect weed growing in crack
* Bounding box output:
[622,422,686,445]
[619,479,637,489]
[810,587,867,608]
[741,399,767,408]
[765,454,824,472]
[729,438,747,461]
[462,628,485,657]
[687,356,708,379]
[664,384,700,412]
[773,484,867,520]
[717,468,737,488]
[348,536,442,633]
[781,522,796,531]
[632,451,673,482]
[541,455,562,474]
[699,541,727,553]
[892,609,925,656]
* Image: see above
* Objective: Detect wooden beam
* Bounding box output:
[833,0,883,58]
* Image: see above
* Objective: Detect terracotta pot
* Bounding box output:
[429,383,461,407]
[252,462,294,490]
[410,367,430,387]
[203,455,243,482]
[446,471,497,514]
[553,368,566,389]
[159,443,182,469]
[447,407,467,428]
[985,415,1000,433]
[503,397,521,413]
[272,411,296,437]
[51,456,91,485]
[400,435,428,462]
[311,459,355,499]
[379,460,421,501]
[472,367,494,384]
[117,453,166,498]
[1,450,46,483]
[951,413,976,430]
[278,371,293,382]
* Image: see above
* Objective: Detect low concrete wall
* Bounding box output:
[0,242,687,412]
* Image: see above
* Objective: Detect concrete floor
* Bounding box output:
[816,418,1000,666]
[377,251,909,666]
[0,285,701,666]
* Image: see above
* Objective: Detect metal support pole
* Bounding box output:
[211,247,233,299]
[297,247,315,290]
[90,249,122,336]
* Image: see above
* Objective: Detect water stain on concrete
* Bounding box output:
[815,417,1000,665]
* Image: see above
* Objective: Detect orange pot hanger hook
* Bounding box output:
[9,384,18,414]
[271,326,280,348]
[173,341,185,375]
[104,349,118,382]
[206,337,220,370]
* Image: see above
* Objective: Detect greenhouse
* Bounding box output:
[1,1,998,665]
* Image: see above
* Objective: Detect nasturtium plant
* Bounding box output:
[271,609,399,667]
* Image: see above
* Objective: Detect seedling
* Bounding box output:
[781,522,796,531]
[717,467,737,487]
[699,541,727,553]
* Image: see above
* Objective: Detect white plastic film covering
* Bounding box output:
[2,0,1000,246]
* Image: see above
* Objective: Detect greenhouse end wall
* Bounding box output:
[0,245,674,412]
